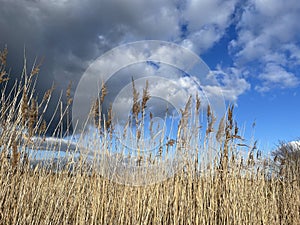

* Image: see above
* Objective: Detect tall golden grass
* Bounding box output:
[0,48,299,224]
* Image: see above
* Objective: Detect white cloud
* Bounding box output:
[184,0,231,29]
[205,66,251,101]
[230,0,300,92]
[255,63,299,92]
[181,0,237,53]
[182,27,223,53]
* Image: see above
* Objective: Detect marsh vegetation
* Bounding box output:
[0,48,299,224]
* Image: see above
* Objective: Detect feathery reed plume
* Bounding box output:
[39,119,47,137]
[166,139,175,147]
[206,104,216,136]
[0,47,8,65]
[232,121,243,140]
[166,139,175,154]
[136,129,141,142]
[11,139,19,172]
[157,146,163,158]
[131,77,140,124]
[0,47,8,83]
[29,58,43,80]
[220,105,236,171]
[42,84,55,103]
[0,70,8,83]
[247,143,256,167]
[177,96,191,141]
[100,82,107,104]
[66,81,72,106]
[92,98,100,128]
[182,95,192,119]
[148,111,156,142]
[216,114,225,143]
[20,88,29,126]
[28,98,38,137]
[9,130,20,172]
[141,80,150,112]
[106,103,113,132]
[196,93,201,113]
[226,104,234,136]
[234,121,239,136]
[122,120,129,141]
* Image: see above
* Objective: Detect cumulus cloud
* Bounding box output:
[230,0,300,92]
[255,63,299,92]
[181,0,237,53]
[205,65,251,101]
[71,41,228,133]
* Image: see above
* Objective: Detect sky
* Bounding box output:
[0,0,299,153]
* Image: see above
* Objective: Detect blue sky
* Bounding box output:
[200,35,300,150]
[196,2,300,149]
[0,0,299,153]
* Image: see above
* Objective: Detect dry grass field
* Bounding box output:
[0,48,299,224]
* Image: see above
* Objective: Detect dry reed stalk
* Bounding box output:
[65,81,73,136]
[105,103,113,132]
[131,77,140,125]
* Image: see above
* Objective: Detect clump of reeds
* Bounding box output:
[0,48,299,224]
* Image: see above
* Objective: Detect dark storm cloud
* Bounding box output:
[0,0,238,134]
[0,0,183,91]
[0,0,183,133]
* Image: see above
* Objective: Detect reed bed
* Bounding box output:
[0,48,299,224]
